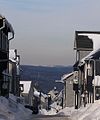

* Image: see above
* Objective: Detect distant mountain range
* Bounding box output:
[20,65,73,93]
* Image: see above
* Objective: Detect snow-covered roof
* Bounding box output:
[55,79,64,83]
[34,90,40,97]
[79,48,100,66]
[0,14,14,34]
[20,81,32,94]
[55,72,76,83]
[61,72,74,81]
[41,93,47,98]
[77,33,100,51]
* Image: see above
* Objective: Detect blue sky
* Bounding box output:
[0,0,100,66]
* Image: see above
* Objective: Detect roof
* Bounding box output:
[0,14,14,36]
[61,72,74,81]
[20,81,32,94]
[75,31,100,34]
[90,49,100,59]
[74,35,93,50]
[5,18,14,34]
[79,48,100,66]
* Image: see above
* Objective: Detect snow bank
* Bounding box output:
[39,108,57,115]
[39,100,100,120]
[39,102,62,115]
[58,106,75,116]
[58,100,100,120]
[0,95,32,120]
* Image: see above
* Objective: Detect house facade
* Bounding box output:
[61,72,76,108]
[73,31,100,109]
[28,81,48,109]
[20,81,32,105]
[79,50,100,105]
[0,15,14,97]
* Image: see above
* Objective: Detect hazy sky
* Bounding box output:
[0,0,100,66]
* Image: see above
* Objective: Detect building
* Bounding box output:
[20,81,32,105]
[79,49,100,104]
[29,81,48,109]
[48,87,59,102]
[73,31,100,109]
[0,15,14,97]
[20,80,48,110]
[61,72,76,107]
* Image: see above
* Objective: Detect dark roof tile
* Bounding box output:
[75,35,93,50]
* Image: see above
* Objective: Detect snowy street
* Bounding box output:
[2,94,100,120]
[26,115,71,120]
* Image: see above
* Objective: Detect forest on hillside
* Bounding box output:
[20,65,73,93]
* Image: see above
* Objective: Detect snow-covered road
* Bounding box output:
[1,94,100,120]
